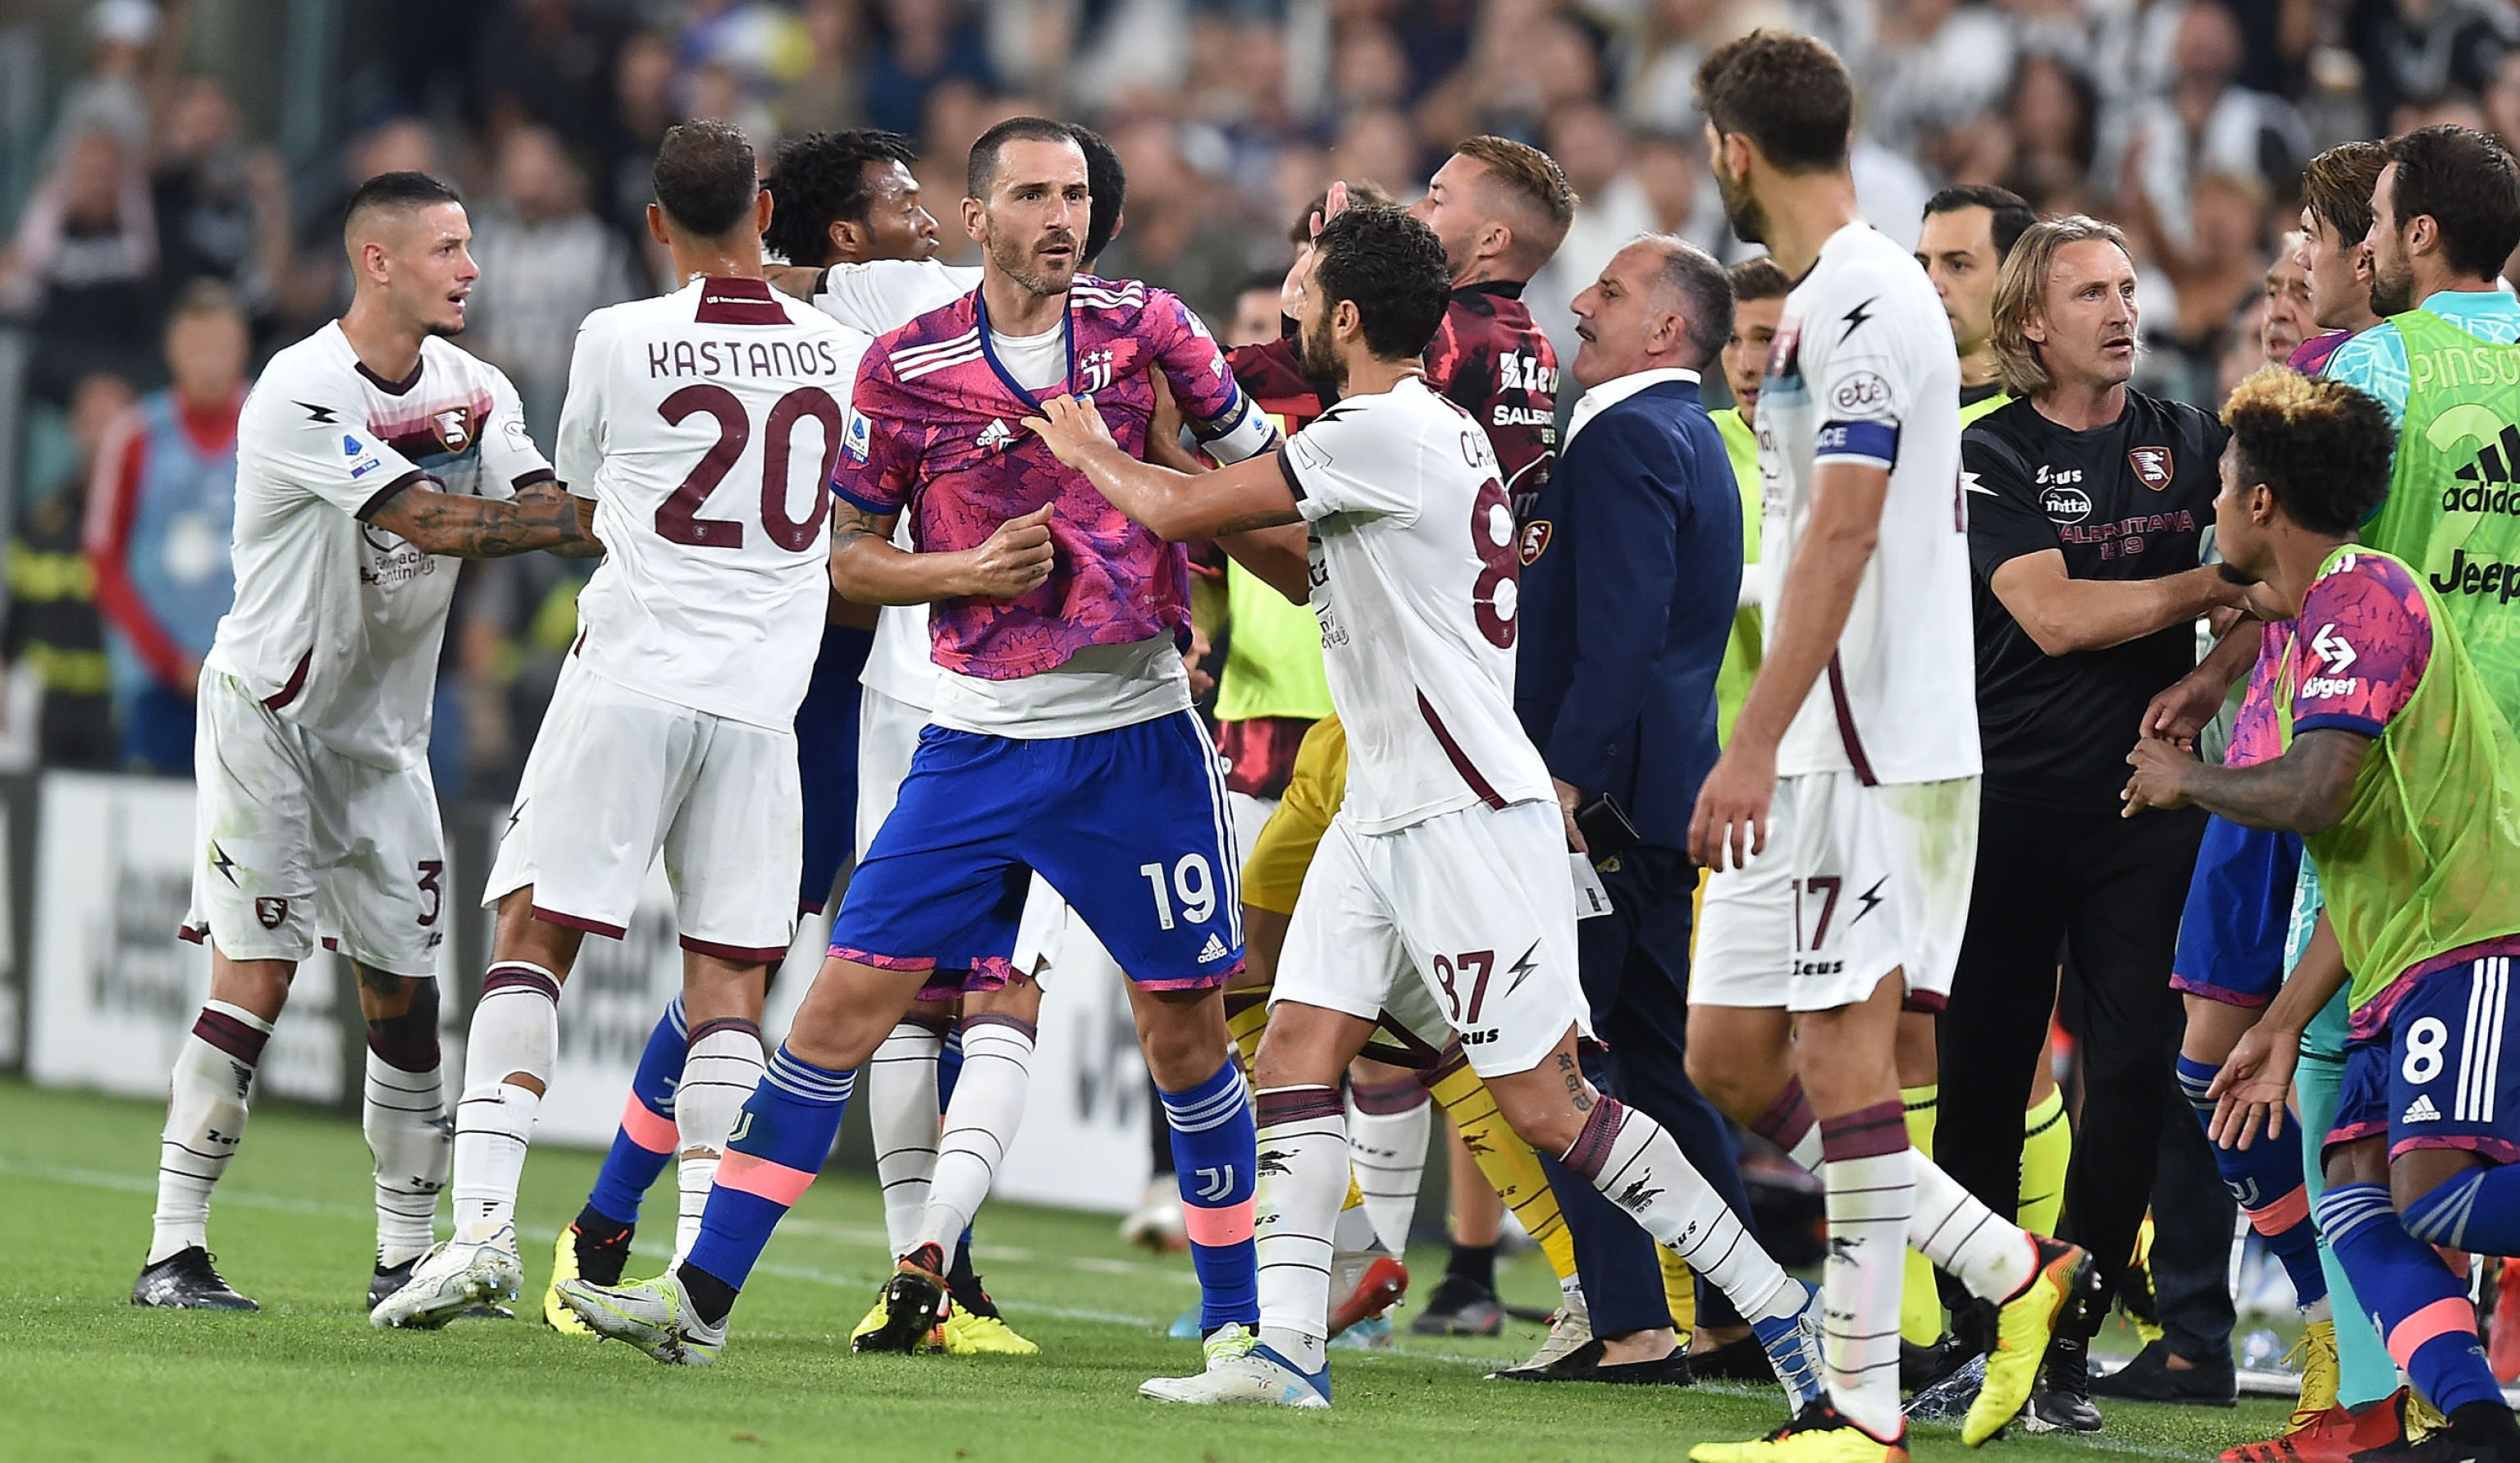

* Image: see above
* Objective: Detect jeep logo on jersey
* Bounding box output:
[2041,485,2094,522]
[2128,446,2173,490]
[430,405,473,452]
[1520,520,1552,565]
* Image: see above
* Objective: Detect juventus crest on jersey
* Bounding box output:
[557,275,866,729]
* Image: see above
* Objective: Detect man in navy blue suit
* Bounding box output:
[1501,234,1760,1384]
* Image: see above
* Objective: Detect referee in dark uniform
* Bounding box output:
[1938,217,2244,1420]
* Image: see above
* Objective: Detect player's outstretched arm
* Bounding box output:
[828,498,1053,604]
[2121,726,2367,833]
[1689,461,1888,870]
[367,480,593,559]
[1023,394,1300,542]
[526,482,603,558]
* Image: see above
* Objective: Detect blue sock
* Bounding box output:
[2318,1182,2502,1414]
[1160,1058,1258,1332]
[938,1025,965,1107]
[2402,1165,2520,1256]
[586,994,687,1226]
[682,1045,854,1296]
[2179,1054,2327,1306]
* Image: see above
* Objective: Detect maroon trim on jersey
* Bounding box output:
[681,934,792,965]
[177,922,208,945]
[357,469,432,522]
[357,359,424,396]
[512,468,555,491]
[1417,691,1507,809]
[1276,450,1307,503]
[1825,655,1879,787]
[262,651,313,711]
[532,904,628,940]
[695,276,788,325]
[1903,990,1948,1014]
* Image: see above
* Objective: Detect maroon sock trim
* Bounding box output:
[194,1007,270,1066]
[482,963,562,1003]
[1350,1076,1429,1115]
[1752,1076,1815,1150]
[1255,1084,1344,1127]
[686,1016,763,1047]
[1559,1096,1628,1182]
[1819,1100,1910,1163]
[958,1013,1038,1040]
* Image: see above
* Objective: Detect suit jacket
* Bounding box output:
[1514,373,1742,851]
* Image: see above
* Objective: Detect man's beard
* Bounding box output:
[1297,309,1347,397]
[988,230,1076,296]
[1714,166,1766,246]
[2216,560,2260,587]
[2369,250,2416,318]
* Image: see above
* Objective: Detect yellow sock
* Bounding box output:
[2017,1087,2070,1237]
[1901,1083,1942,1347]
[1424,1053,1577,1282]
[1659,1248,1697,1342]
[1224,989,1269,1069]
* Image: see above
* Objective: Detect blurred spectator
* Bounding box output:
[2110,2,2309,245]
[2348,0,2519,128]
[282,118,441,331]
[1225,268,1282,347]
[84,282,247,775]
[151,77,292,327]
[460,126,640,450]
[476,0,637,157]
[1860,0,2019,158]
[47,0,158,157]
[865,0,997,136]
[778,0,872,135]
[1090,120,1261,322]
[2258,227,2314,363]
[1,128,157,402]
[1527,103,1655,367]
[4,373,135,771]
[591,31,683,250]
[2127,169,2272,403]
[2000,53,2105,210]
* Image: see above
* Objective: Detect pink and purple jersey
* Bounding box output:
[2224,619,2294,769]
[2286,553,2431,739]
[833,276,1256,681]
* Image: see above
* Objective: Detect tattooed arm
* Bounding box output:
[365,478,593,559]
[827,497,1054,605]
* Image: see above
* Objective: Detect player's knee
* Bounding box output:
[2389,1148,2487,1224]
[363,977,440,1072]
[1683,1043,1759,1118]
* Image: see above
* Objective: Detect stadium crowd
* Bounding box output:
[7,0,2520,1460]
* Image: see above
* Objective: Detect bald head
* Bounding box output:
[345,171,463,254]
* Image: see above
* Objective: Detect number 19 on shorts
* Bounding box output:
[1139,854,1217,930]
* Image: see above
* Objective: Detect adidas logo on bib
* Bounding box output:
[1198,933,1229,963]
[2403,1094,2443,1123]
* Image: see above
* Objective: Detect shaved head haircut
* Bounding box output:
[343,171,463,253]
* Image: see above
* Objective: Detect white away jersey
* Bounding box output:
[806,259,975,711]
[208,323,549,770]
[559,277,863,729]
[1757,223,1979,784]
[1285,377,1554,834]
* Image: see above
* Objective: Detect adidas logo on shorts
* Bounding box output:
[2403,1094,2443,1123]
[1198,933,1229,963]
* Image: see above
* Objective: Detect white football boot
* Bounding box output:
[369,1226,523,1329]
[555,1272,726,1366]
[1139,1324,1331,1408]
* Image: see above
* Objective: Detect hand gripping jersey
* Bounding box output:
[208,323,550,769]
[2275,546,2520,1033]
[832,276,1270,687]
[558,276,861,728]
[1229,280,1559,523]
[1756,223,1977,784]
[1280,377,1554,834]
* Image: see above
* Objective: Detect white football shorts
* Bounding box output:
[182,669,449,976]
[1273,798,1591,1079]
[486,669,800,962]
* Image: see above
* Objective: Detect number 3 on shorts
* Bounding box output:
[1138,854,1217,930]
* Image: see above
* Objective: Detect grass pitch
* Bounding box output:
[0,1080,2289,1461]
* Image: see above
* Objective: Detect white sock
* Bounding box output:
[1344,1080,1430,1254]
[149,1001,271,1264]
[1910,1152,2035,1302]
[673,1017,767,1265]
[451,964,558,1244]
[1819,1104,1915,1441]
[1332,1199,1382,1254]
[916,1016,1035,1253]
[363,1048,448,1268]
[866,1018,945,1255]
[1253,1085,1347,1377]
[1559,1096,1798,1321]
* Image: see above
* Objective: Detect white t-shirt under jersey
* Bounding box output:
[1755,222,1979,784]
[1283,376,1554,835]
[810,258,977,712]
[208,323,549,770]
[558,276,862,729]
